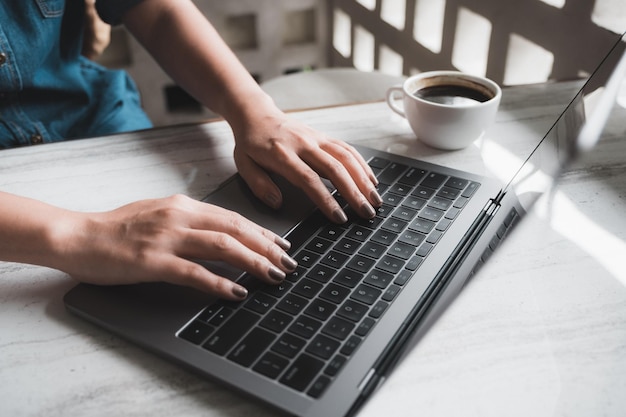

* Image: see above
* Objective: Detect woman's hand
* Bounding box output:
[55,195,296,300]
[232,107,382,224]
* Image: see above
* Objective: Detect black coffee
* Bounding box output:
[414,84,491,106]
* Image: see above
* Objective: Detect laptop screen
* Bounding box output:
[497,33,625,211]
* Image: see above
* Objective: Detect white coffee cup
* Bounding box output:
[386,71,501,150]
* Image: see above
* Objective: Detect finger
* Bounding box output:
[319,141,382,209]
[301,146,377,219]
[158,255,249,300]
[186,198,291,251]
[331,140,379,186]
[178,229,296,284]
[235,149,283,209]
[275,152,350,224]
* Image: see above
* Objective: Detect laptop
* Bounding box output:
[64,33,626,417]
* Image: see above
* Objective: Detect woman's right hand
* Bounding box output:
[53,194,296,300]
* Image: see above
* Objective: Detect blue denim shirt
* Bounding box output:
[0,0,151,149]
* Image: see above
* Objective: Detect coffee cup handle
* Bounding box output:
[386,86,406,118]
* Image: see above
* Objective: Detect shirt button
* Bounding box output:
[0,52,7,66]
[30,134,43,145]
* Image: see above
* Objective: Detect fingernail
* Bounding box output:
[361,202,376,219]
[231,285,248,299]
[264,193,281,209]
[269,266,286,282]
[281,253,298,271]
[275,236,291,251]
[333,208,348,224]
[370,173,379,186]
[370,189,383,206]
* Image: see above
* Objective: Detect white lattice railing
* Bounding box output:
[327,0,624,85]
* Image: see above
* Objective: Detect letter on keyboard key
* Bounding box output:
[280,354,325,392]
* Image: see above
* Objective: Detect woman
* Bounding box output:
[0,0,382,300]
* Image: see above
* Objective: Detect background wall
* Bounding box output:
[97,0,624,126]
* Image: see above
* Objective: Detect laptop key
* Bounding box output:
[324,354,347,377]
[346,255,376,273]
[306,334,341,360]
[178,320,214,345]
[378,162,408,185]
[398,167,427,186]
[289,315,322,339]
[322,316,355,340]
[208,306,233,326]
[337,299,368,322]
[285,210,326,255]
[253,352,289,379]
[277,293,308,315]
[358,241,387,259]
[419,207,444,222]
[307,264,336,283]
[376,255,405,274]
[280,353,325,392]
[356,317,377,335]
[445,177,469,190]
[388,241,416,260]
[203,309,260,356]
[340,335,362,356]
[368,302,388,319]
[262,281,292,298]
[260,309,293,333]
[333,268,364,288]
[351,284,382,305]
[228,328,276,367]
[421,172,448,189]
[319,283,351,304]
[368,156,389,170]
[408,218,435,234]
[364,269,393,289]
[244,292,277,315]
[293,278,323,299]
[272,333,306,358]
[308,375,332,399]
[398,229,426,246]
[305,299,337,321]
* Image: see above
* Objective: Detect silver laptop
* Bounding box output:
[64,33,626,417]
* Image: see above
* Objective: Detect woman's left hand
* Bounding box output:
[231,109,382,224]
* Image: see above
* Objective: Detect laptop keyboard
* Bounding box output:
[178,156,480,398]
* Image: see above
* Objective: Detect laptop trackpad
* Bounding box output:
[202,173,318,237]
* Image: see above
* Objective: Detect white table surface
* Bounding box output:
[1,81,625,417]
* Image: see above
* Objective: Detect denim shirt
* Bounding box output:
[0,0,151,149]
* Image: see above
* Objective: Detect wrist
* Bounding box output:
[219,86,283,129]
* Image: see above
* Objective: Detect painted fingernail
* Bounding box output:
[269,266,286,282]
[333,208,348,224]
[281,253,298,271]
[370,173,379,186]
[264,193,281,209]
[361,202,376,219]
[275,236,291,251]
[231,285,248,299]
[370,189,383,206]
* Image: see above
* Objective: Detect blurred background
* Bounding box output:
[95,0,625,126]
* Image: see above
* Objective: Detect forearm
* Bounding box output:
[0,191,84,271]
[122,0,277,126]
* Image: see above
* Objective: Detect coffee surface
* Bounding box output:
[413,84,491,106]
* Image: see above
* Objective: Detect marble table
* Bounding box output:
[1,81,625,417]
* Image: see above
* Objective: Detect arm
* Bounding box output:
[0,191,295,300]
[121,0,382,222]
